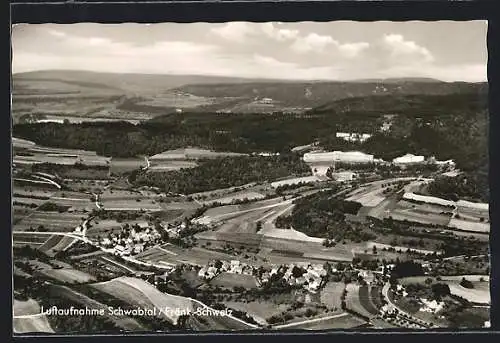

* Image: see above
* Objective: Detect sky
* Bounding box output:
[11,21,487,82]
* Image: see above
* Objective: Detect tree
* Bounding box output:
[460,277,474,289]
[214,260,223,270]
[431,283,450,300]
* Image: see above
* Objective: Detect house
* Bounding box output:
[133,244,145,254]
[303,151,374,164]
[114,245,125,254]
[392,153,425,165]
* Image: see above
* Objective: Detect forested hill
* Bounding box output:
[310,91,488,116]
[13,92,488,175]
[175,80,487,107]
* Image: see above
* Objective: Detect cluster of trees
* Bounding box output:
[427,174,488,202]
[391,261,425,279]
[404,282,451,301]
[38,202,70,212]
[132,154,311,194]
[276,190,375,240]
[32,162,110,180]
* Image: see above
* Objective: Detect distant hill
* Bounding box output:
[175,80,488,108]
[354,77,444,83]
[12,70,292,96]
[11,70,488,118]
[311,92,488,116]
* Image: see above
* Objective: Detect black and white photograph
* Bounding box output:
[11,21,490,334]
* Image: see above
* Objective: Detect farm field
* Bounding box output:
[13,197,48,207]
[136,91,215,108]
[39,235,77,256]
[389,209,451,226]
[344,283,377,319]
[12,186,55,199]
[13,232,50,245]
[149,148,245,161]
[14,211,85,232]
[148,160,198,172]
[346,188,386,207]
[37,267,96,284]
[223,300,289,325]
[189,182,258,200]
[209,272,259,289]
[448,219,490,233]
[200,191,266,206]
[86,219,123,239]
[320,282,346,310]
[100,189,162,211]
[110,158,145,173]
[194,197,291,225]
[92,277,195,324]
[44,284,145,331]
[13,298,54,334]
[137,245,263,267]
[49,191,94,210]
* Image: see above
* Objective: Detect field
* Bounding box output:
[13,298,54,334]
[48,191,95,211]
[399,275,490,304]
[270,176,321,188]
[448,219,490,233]
[200,191,266,206]
[209,273,259,289]
[13,146,110,167]
[44,283,145,331]
[110,158,145,173]
[148,160,198,172]
[194,197,291,224]
[37,267,96,284]
[137,244,265,267]
[136,91,215,108]
[344,283,378,319]
[13,232,50,246]
[320,282,346,310]
[86,219,123,239]
[389,209,451,227]
[149,148,245,161]
[14,211,85,232]
[92,277,196,324]
[39,235,77,256]
[223,300,289,325]
[100,189,162,211]
[346,188,386,207]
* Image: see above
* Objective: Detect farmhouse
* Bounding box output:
[331,171,357,182]
[303,151,374,164]
[392,153,425,165]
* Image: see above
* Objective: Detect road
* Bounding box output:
[272,312,349,329]
[381,283,432,329]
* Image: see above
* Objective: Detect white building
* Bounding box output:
[331,171,357,182]
[392,154,425,165]
[303,151,374,164]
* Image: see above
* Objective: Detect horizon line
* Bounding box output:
[11,68,489,84]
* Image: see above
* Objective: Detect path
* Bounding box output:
[272,312,349,329]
